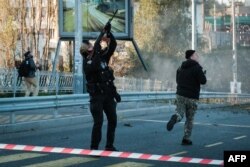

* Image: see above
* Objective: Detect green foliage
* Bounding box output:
[130,0,191,79]
[64,10,74,32]
[0,0,18,68]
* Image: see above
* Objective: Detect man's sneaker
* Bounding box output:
[167,115,178,131]
[105,146,118,151]
[182,139,192,145]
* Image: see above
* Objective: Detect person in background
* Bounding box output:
[23,51,39,96]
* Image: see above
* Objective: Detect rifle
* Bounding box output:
[94,9,118,49]
[107,9,118,25]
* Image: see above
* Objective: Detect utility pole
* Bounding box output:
[230,0,241,94]
[192,0,196,49]
[214,3,217,31]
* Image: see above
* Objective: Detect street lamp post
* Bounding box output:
[192,0,203,49]
[192,0,197,50]
[214,3,217,32]
[232,0,237,83]
[230,0,243,94]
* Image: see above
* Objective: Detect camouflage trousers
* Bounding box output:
[174,95,198,140]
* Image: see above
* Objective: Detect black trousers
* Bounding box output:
[89,94,117,149]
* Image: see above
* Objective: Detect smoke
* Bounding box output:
[147,53,180,91]
[150,54,178,80]
[199,50,233,92]
[131,0,250,93]
[147,50,237,93]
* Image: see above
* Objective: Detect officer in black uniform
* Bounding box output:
[80,22,121,151]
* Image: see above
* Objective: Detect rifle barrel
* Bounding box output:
[109,9,118,23]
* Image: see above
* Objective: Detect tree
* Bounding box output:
[131,0,191,79]
[134,0,160,53]
[17,0,58,70]
[0,0,58,70]
[0,0,18,68]
[41,0,58,70]
[134,0,191,56]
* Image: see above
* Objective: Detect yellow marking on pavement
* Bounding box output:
[44,115,53,119]
[30,115,44,121]
[0,116,8,124]
[0,153,47,164]
[18,115,34,122]
[17,115,42,121]
[234,135,247,140]
[24,157,96,167]
[169,151,187,156]
[205,142,223,148]
[107,161,153,167]
[16,115,54,122]
[15,115,24,121]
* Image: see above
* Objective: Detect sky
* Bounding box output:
[217,0,250,5]
[217,0,229,4]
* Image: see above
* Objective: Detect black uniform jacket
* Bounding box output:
[176,59,207,99]
[83,32,117,84]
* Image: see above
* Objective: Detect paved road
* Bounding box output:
[0,105,249,167]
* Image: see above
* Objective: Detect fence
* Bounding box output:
[202,31,250,49]
[0,68,175,95]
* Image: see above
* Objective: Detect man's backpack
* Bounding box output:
[18,60,30,77]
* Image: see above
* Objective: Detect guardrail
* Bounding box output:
[0,92,174,112]
[0,92,175,124]
[1,91,250,125]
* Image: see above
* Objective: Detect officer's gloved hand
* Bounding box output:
[114,92,121,103]
[104,22,111,33]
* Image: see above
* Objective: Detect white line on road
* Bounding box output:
[234,135,247,140]
[194,122,250,128]
[125,119,165,123]
[205,142,223,148]
[126,119,250,128]
[169,151,187,156]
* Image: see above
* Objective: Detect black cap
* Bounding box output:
[185,50,195,59]
[24,51,31,57]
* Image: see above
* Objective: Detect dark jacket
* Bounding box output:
[83,32,117,84]
[176,59,207,99]
[24,56,36,78]
[83,32,117,97]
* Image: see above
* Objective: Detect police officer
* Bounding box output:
[80,22,121,151]
[166,50,207,145]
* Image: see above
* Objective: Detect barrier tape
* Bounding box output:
[0,143,223,166]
